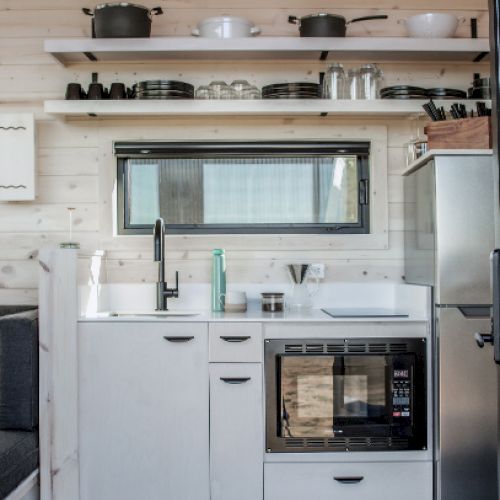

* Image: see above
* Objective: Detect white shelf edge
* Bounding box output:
[43,99,491,118]
[43,37,490,65]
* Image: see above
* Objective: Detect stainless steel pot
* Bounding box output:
[288,13,388,37]
[82,3,163,38]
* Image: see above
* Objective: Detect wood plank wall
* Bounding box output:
[0,0,490,304]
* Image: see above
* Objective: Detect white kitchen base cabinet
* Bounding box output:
[78,322,209,500]
[264,461,433,500]
[210,363,264,500]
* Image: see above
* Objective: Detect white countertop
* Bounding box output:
[79,307,428,323]
[403,148,493,176]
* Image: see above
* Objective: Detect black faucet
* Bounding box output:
[154,218,179,311]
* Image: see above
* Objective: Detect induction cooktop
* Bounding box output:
[322,308,409,318]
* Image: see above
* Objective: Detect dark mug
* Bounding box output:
[109,82,127,99]
[66,82,85,100]
[87,82,107,100]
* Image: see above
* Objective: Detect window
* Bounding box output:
[116,142,370,234]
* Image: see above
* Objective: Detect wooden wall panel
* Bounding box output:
[0,0,489,301]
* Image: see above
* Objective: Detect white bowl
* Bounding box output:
[192,16,260,38]
[405,13,459,38]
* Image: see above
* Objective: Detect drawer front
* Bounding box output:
[265,462,432,500]
[209,323,262,362]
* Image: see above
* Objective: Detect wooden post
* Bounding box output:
[39,247,80,500]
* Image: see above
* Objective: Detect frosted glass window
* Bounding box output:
[119,145,369,234]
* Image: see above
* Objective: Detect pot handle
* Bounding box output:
[191,28,200,36]
[150,7,163,15]
[348,15,388,24]
[288,15,300,25]
[250,26,261,35]
[82,7,94,16]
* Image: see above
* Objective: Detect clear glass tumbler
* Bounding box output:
[195,85,213,99]
[359,64,383,100]
[323,63,346,99]
[347,69,362,100]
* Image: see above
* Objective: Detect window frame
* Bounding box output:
[116,141,370,235]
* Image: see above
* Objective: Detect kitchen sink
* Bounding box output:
[107,311,201,318]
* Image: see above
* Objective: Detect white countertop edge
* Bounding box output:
[403,149,493,176]
[78,309,429,323]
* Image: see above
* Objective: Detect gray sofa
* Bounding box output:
[0,306,39,499]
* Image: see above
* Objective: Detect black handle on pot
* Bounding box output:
[348,15,388,24]
[150,7,163,15]
[82,7,94,16]
[288,15,300,25]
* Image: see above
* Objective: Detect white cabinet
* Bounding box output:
[78,322,209,500]
[264,461,433,500]
[0,114,35,201]
[210,363,263,500]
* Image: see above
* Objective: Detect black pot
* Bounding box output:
[288,13,388,37]
[82,3,163,38]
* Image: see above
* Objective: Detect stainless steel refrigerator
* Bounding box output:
[404,153,497,500]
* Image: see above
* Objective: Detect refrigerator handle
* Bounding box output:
[492,250,500,363]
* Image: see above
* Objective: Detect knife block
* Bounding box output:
[424,116,491,150]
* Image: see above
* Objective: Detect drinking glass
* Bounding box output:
[323,63,346,99]
[359,64,383,100]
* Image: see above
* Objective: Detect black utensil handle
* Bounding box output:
[151,7,163,15]
[163,336,194,342]
[333,476,364,484]
[82,7,94,16]
[349,15,388,24]
[220,336,251,343]
[288,15,299,25]
[220,377,251,384]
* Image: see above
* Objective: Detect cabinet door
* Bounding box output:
[210,363,263,500]
[78,322,209,500]
[0,113,35,201]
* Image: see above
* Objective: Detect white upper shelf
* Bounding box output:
[43,99,490,118]
[44,37,490,66]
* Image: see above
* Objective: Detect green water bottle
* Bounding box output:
[211,249,226,312]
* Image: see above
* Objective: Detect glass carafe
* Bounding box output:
[359,63,382,100]
[287,264,319,310]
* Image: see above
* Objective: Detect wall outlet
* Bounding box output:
[309,263,326,280]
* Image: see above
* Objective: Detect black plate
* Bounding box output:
[135,89,194,96]
[380,89,428,97]
[427,88,467,98]
[380,85,427,94]
[135,95,194,100]
[381,95,430,100]
[263,94,321,99]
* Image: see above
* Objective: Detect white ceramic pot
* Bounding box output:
[192,16,261,38]
[405,13,459,38]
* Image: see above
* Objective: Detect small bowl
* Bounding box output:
[405,13,459,38]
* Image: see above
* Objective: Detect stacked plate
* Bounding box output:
[133,80,195,100]
[262,82,321,99]
[380,86,428,99]
[427,88,467,99]
[381,86,467,100]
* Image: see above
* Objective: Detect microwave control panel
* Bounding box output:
[392,369,411,418]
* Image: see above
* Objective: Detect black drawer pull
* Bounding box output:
[163,336,194,343]
[334,476,364,484]
[220,336,251,343]
[220,377,251,384]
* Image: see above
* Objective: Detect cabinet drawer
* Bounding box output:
[209,323,262,362]
[265,462,432,500]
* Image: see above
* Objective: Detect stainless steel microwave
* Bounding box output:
[265,337,427,453]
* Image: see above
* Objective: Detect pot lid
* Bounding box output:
[95,3,149,10]
[301,13,346,20]
[197,15,255,25]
